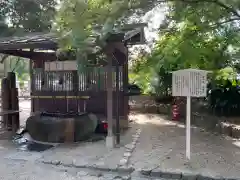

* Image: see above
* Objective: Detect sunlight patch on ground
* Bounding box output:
[176,124,185,128]
[232,140,240,148]
[130,113,178,126]
[129,113,201,130]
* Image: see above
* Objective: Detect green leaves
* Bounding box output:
[5,0,56,32]
[55,0,148,74]
[129,0,240,95]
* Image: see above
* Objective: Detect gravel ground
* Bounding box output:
[2,100,239,179]
[130,113,240,179]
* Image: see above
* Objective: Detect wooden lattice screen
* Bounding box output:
[33,67,123,92]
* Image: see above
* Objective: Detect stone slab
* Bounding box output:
[4,151,43,162]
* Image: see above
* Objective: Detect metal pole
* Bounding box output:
[115,64,120,145]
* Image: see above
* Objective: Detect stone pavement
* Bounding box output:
[0,159,164,180]
[0,137,165,180]
[40,120,141,172]
[129,113,240,180]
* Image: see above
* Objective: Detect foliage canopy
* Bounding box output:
[130,0,240,95]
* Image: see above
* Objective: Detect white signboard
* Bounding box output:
[171,68,210,160]
[172,69,208,97]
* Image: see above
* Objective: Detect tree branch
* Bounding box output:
[211,18,240,27]
[213,0,240,18]
[155,0,240,18]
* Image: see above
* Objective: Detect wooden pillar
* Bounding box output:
[123,47,129,123]
[29,59,34,114]
[115,63,120,144]
[7,72,19,132]
[8,72,16,89]
[1,78,10,129]
[7,72,14,130]
[10,88,19,132]
[73,71,79,113]
[113,42,128,128]
[105,37,126,147]
[105,45,115,148]
[107,55,113,137]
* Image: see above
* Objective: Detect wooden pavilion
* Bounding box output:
[0,26,146,145]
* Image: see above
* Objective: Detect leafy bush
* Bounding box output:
[129,72,155,94]
[208,86,240,116]
[208,67,240,116]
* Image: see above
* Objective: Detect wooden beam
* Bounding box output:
[0,41,57,51]
[120,23,147,31]
[0,50,56,61]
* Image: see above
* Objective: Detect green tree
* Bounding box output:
[54,0,240,70]
[0,0,57,78]
[0,0,56,36]
[130,0,240,96]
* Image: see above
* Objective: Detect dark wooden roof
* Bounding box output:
[0,27,145,51]
[0,27,145,62]
[0,33,58,50]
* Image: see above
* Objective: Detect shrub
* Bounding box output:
[208,83,240,116]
